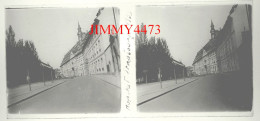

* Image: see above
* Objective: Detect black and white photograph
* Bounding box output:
[6,7,121,113]
[136,5,252,112]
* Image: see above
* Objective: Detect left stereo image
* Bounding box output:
[6,7,121,114]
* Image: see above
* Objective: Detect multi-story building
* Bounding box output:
[186,66,194,77]
[215,5,251,73]
[60,23,86,77]
[193,4,252,75]
[60,7,120,77]
[82,8,120,75]
[193,21,219,75]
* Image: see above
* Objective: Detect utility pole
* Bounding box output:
[183,66,186,81]
[27,70,31,91]
[51,69,54,83]
[174,63,177,84]
[158,67,162,89]
[146,73,148,84]
[43,67,45,86]
[143,70,148,84]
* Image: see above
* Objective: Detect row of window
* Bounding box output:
[89,56,105,74]
[194,65,217,74]
[220,54,239,72]
[218,38,234,59]
[89,39,102,60]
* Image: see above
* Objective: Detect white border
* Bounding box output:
[1,0,260,121]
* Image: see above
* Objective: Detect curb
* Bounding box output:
[137,78,198,106]
[8,81,66,108]
[91,75,121,89]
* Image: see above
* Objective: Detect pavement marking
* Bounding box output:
[8,81,67,108]
[137,78,199,106]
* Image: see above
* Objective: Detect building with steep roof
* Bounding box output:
[192,21,219,75]
[193,4,252,75]
[60,7,120,77]
[215,5,251,73]
[60,23,87,77]
[82,7,120,75]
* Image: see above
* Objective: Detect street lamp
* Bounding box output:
[173,63,177,84]
[158,67,162,89]
[26,70,31,91]
[42,67,45,86]
[183,65,186,81]
[51,68,54,83]
[143,70,148,84]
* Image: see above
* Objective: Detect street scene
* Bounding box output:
[6,7,121,113]
[136,5,252,112]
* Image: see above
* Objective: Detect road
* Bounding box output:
[8,75,121,113]
[138,73,252,112]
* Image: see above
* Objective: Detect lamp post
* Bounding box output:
[158,67,162,89]
[173,63,177,84]
[42,67,45,86]
[183,65,186,81]
[143,70,148,84]
[51,69,54,83]
[26,70,31,91]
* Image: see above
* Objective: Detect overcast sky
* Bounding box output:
[136,5,232,66]
[5,6,233,69]
[6,8,99,68]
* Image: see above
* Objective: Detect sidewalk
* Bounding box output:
[91,73,121,88]
[137,77,199,105]
[8,79,67,107]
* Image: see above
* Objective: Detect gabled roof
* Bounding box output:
[192,5,236,65]
[60,8,103,67]
[173,59,184,66]
[192,37,218,65]
[60,38,87,67]
[193,49,204,65]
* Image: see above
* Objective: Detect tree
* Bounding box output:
[6,25,52,88]
[6,25,18,86]
[136,24,186,84]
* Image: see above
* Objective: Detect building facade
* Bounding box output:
[82,8,120,75]
[193,21,219,75]
[215,5,251,73]
[60,7,120,77]
[60,30,85,77]
[193,4,252,75]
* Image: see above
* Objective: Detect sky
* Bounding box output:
[6,8,99,68]
[5,6,233,69]
[136,5,232,66]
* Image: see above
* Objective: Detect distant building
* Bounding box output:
[40,62,55,81]
[186,66,194,77]
[60,7,120,77]
[54,69,62,78]
[192,21,219,75]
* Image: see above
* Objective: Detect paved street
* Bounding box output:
[137,77,198,105]
[138,72,252,112]
[8,75,121,113]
